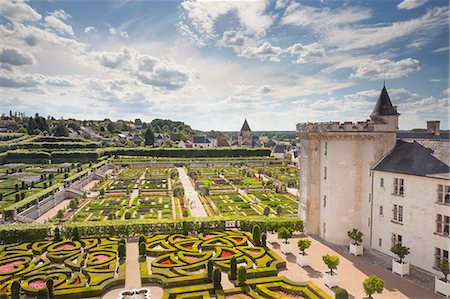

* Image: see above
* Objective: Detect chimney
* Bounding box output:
[427,121,440,135]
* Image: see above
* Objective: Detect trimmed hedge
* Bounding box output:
[0,223,51,243]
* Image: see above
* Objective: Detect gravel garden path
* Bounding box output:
[176,167,208,217]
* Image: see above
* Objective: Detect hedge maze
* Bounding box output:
[139,231,329,299]
[0,238,125,298]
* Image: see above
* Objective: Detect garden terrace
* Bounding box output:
[207,194,261,217]
[0,162,91,211]
[0,238,125,298]
[246,192,298,217]
[251,166,299,188]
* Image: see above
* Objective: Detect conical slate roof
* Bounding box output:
[371,86,398,117]
[240,119,252,132]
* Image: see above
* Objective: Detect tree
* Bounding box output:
[347,228,363,245]
[144,128,155,146]
[72,227,80,241]
[46,278,54,299]
[69,199,78,210]
[54,123,69,137]
[230,256,237,280]
[36,288,48,299]
[277,227,292,244]
[297,239,312,255]
[276,205,283,216]
[53,227,61,242]
[252,224,261,246]
[107,122,115,134]
[363,275,384,299]
[237,266,247,285]
[390,244,410,263]
[207,260,214,282]
[263,206,270,216]
[439,260,449,283]
[139,241,147,258]
[108,212,116,220]
[261,234,267,248]
[100,189,105,196]
[56,209,64,219]
[124,211,132,219]
[322,254,339,275]
[213,268,222,290]
[11,280,20,299]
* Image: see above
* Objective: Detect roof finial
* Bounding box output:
[383,69,386,88]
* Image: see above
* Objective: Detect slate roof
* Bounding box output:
[397,132,449,140]
[192,135,210,144]
[371,86,399,118]
[240,119,252,132]
[272,144,286,154]
[373,139,449,179]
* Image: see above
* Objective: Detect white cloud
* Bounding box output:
[109,27,117,35]
[44,15,74,35]
[240,42,282,62]
[350,58,420,80]
[259,85,273,94]
[281,3,371,29]
[0,0,41,22]
[432,46,449,53]
[0,47,35,67]
[84,26,97,34]
[179,1,273,43]
[49,9,71,20]
[95,48,133,69]
[220,30,246,48]
[397,0,427,10]
[289,42,325,64]
[326,6,448,51]
[120,31,129,38]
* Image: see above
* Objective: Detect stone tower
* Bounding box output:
[297,86,399,245]
[238,119,253,146]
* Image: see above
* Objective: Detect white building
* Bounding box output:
[192,135,216,148]
[297,85,449,275]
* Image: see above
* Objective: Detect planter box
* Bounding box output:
[435,277,450,297]
[297,253,310,267]
[349,243,363,256]
[280,241,291,254]
[392,259,409,276]
[267,232,277,243]
[324,271,339,288]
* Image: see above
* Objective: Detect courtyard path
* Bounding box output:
[269,235,441,299]
[34,199,69,223]
[176,167,208,217]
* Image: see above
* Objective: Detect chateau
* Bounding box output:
[297,85,449,276]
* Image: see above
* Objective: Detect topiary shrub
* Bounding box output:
[108,212,116,220]
[139,235,146,245]
[53,227,61,242]
[237,266,247,286]
[118,243,126,260]
[252,224,261,246]
[335,287,348,299]
[46,278,54,299]
[11,280,20,299]
[124,211,131,219]
[261,233,267,248]
[297,239,312,255]
[139,241,147,259]
[277,227,292,244]
[207,260,214,282]
[276,205,282,216]
[347,228,363,245]
[230,256,237,280]
[72,227,80,241]
[263,206,270,216]
[391,243,410,263]
[36,287,49,299]
[213,268,222,290]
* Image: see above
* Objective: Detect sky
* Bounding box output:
[0,0,448,131]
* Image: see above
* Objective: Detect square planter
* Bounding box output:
[349,243,363,256]
[323,271,339,288]
[392,259,409,276]
[435,277,450,297]
[280,241,291,254]
[267,232,277,243]
[297,253,310,267]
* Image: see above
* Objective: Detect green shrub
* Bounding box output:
[277,227,292,244]
[53,227,61,242]
[297,239,311,255]
[56,209,64,219]
[322,254,339,275]
[230,256,237,280]
[347,228,363,245]
[207,260,214,282]
[139,241,147,257]
[124,211,131,219]
[252,224,261,246]
[263,206,270,216]
[139,235,146,245]
[118,243,126,259]
[36,287,49,299]
[213,268,222,290]
[391,243,410,263]
[46,278,54,299]
[335,287,348,299]
[363,275,384,299]
[261,233,267,248]
[276,205,282,216]
[108,212,116,220]
[11,280,20,299]
[237,266,246,286]
[439,260,450,283]
[72,227,80,241]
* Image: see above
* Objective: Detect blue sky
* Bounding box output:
[0,0,448,130]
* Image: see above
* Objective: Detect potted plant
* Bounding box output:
[322,254,339,288]
[347,228,363,256]
[277,227,293,254]
[435,260,450,297]
[297,239,311,267]
[363,275,384,298]
[391,243,410,276]
[266,221,278,243]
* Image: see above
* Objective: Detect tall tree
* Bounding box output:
[144,128,155,146]
[54,123,69,137]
